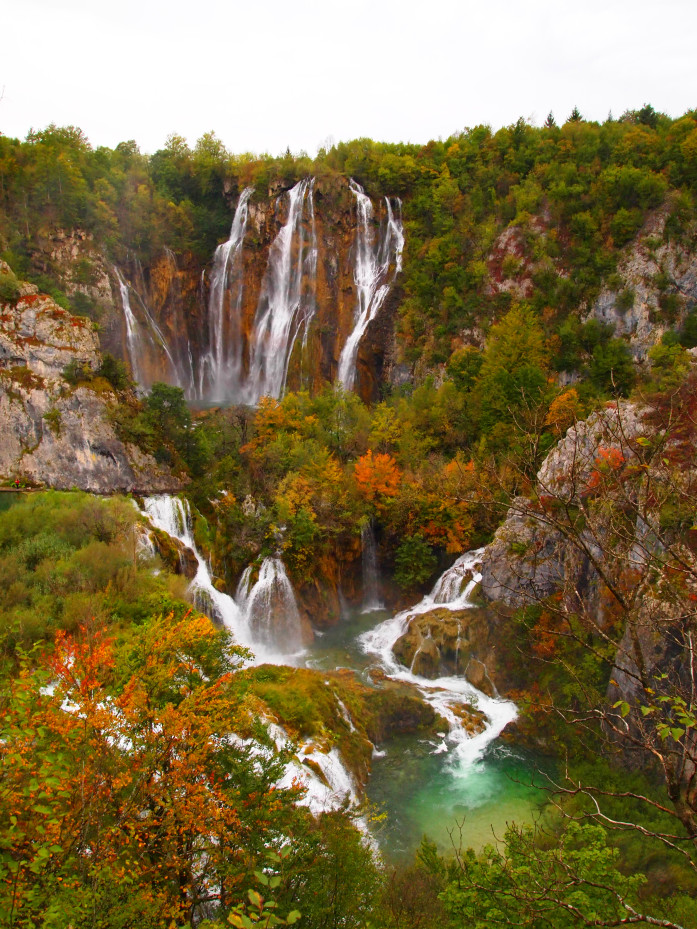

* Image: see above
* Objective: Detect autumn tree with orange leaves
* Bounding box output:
[0,613,304,928]
[353,449,401,509]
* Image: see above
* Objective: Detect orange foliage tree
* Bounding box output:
[0,614,302,927]
[353,450,401,509]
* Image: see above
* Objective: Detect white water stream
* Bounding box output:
[337,180,405,391]
[116,267,190,393]
[244,178,318,402]
[116,269,146,387]
[200,188,254,402]
[142,495,305,664]
[359,549,518,769]
[360,522,383,613]
[141,496,519,838]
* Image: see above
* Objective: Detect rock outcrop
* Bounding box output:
[480,403,649,610]
[587,209,697,361]
[392,605,502,696]
[0,275,181,493]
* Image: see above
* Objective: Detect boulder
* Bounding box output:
[393,606,506,694]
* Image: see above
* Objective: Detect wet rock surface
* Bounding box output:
[393,606,504,696]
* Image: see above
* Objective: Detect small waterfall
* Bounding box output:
[142,495,249,642]
[115,267,187,392]
[431,552,481,607]
[162,247,197,398]
[359,548,517,770]
[116,269,146,386]
[236,557,306,656]
[201,187,254,402]
[337,180,405,391]
[361,522,383,612]
[244,178,318,402]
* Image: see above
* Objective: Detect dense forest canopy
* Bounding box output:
[2,106,697,361]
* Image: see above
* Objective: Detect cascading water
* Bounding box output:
[116,269,147,386]
[244,178,318,402]
[200,187,254,402]
[236,558,306,656]
[161,247,197,397]
[116,268,188,392]
[142,494,251,643]
[359,548,517,768]
[337,180,405,391]
[143,495,306,663]
[360,522,383,613]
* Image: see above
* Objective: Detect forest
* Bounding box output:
[2,104,697,927]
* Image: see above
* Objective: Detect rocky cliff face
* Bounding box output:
[587,209,697,361]
[478,382,697,768]
[480,403,649,611]
[0,265,181,493]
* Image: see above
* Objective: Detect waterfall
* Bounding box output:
[337,180,405,391]
[244,178,318,402]
[236,557,306,656]
[359,548,517,770]
[162,247,197,398]
[115,267,187,392]
[200,187,254,402]
[142,494,250,640]
[361,522,383,613]
[143,496,308,662]
[116,269,146,386]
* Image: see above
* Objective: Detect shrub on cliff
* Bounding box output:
[0,268,20,304]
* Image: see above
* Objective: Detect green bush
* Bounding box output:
[394,534,437,590]
[0,270,21,305]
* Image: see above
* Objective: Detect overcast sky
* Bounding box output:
[1,0,696,156]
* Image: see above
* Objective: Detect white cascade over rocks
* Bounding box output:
[143,494,306,663]
[236,557,306,657]
[244,178,318,403]
[199,187,254,402]
[360,548,517,770]
[360,522,383,613]
[115,267,191,393]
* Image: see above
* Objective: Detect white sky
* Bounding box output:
[1,0,696,157]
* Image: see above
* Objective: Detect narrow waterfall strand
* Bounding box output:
[337,180,405,391]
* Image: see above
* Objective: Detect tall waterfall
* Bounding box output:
[116,269,146,386]
[337,180,405,391]
[118,177,406,404]
[361,522,383,613]
[200,187,254,402]
[116,267,189,393]
[236,558,306,655]
[244,178,318,403]
[162,247,196,397]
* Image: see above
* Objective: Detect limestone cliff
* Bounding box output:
[587,208,697,361]
[478,382,697,758]
[480,402,649,611]
[0,266,181,493]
